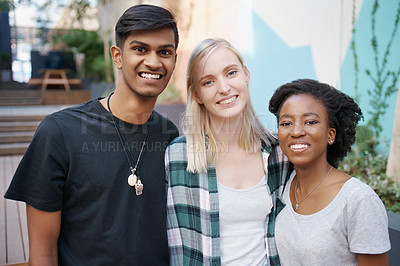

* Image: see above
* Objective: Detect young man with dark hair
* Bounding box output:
[5,4,179,265]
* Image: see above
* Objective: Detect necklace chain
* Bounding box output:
[107,92,148,195]
[294,166,333,210]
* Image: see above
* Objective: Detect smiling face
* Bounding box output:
[192,46,250,124]
[277,94,336,169]
[111,27,177,99]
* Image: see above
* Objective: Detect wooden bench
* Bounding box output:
[28,69,81,93]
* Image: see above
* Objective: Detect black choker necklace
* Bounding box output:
[107,92,148,195]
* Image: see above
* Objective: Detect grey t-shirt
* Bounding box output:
[218,177,271,265]
[275,172,391,266]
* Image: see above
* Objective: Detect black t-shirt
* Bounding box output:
[5,98,179,265]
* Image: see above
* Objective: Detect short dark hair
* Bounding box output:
[269,79,363,168]
[115,4,179,49]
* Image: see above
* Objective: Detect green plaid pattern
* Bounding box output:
[166,136,293,266]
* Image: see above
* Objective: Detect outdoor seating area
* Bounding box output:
[28,69,81,93]
[28,51,82,93]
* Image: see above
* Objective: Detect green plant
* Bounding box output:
[347,2,400,213]
[353,125,376,155]
[350,0,360,103]
[51,29,113,82]
[340,150,400,214]
[0,0,13,11]
[0,52,11,69]
[351,0,400,149]
[365,0,400,141]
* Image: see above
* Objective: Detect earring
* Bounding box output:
[329,139,333,144]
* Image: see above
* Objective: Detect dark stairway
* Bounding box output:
[0,90,42,106]
[0,115,43,155]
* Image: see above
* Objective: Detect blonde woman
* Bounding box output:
[166,38,293,265]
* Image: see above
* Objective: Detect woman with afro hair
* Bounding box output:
[269,79,390,265]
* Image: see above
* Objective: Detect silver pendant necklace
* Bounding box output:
[294,166,333,210]
[107,92,148,195]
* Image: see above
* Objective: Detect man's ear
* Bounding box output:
[111,45,122,69]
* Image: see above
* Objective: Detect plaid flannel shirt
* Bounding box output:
[166,136,293,266]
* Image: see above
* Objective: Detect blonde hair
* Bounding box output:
[183,38,275,173]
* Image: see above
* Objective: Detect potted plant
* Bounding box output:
[0,51,11,82]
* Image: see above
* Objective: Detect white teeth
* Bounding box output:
[219,96,236,105]
[140,73,160,79]
[290,144,308,149]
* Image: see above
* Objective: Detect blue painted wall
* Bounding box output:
[341,0,400,151]
[240,1,400,152]
[242,8,316,132]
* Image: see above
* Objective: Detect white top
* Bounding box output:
[218,176,272,266]
[276,172,391,266]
